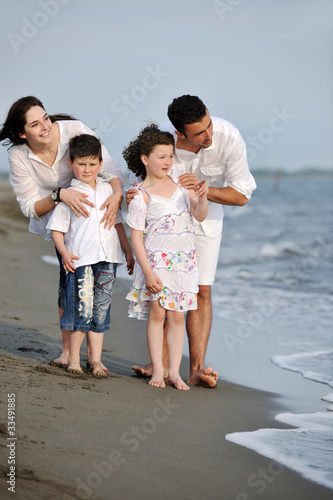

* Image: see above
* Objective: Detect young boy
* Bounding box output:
[47,134,134,377]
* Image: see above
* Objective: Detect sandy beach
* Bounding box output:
[0,177,331,500]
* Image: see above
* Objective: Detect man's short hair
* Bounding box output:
[167,95,207,135]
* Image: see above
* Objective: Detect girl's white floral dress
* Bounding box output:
[126,175,199,319]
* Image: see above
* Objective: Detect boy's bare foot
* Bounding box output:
[132,363,168,378]
[166,376,190,391]
[188,366,218,388]
[67,362,83,375]
[50,351,69,368]
[89,361,108,378]
[49,360,68,369]
[87,361,110,375]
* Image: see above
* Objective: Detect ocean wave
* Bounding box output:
[225,412,333,490]
[259,241,305,258]
[271,350,333,388]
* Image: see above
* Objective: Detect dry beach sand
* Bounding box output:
[0,177,331,500]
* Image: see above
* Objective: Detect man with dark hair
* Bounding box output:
[130,95,256,387]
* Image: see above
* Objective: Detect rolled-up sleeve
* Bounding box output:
[46,203,71,233]
[224,132,256,200]
[9,148,42,220]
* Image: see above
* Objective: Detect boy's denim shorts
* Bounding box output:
[60,262,118,333]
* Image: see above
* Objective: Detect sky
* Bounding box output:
[1,0,332,176]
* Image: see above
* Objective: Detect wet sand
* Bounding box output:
[0,177,331,500]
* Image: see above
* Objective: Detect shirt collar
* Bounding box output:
[175,133,216,156]
[70,177,101,190]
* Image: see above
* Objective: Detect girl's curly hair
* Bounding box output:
[122,123,174,180]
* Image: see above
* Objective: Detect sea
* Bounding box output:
[207,171,333,491]
[23,168,333,491]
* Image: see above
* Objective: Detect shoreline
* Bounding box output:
[0,177,332,499]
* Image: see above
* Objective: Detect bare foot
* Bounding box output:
[188,366,218,388]
[87,360,110,375]
[50,351,69,368]
[67,362,83,375]
[132,363,168,379]
[166,376,190,391]
[89,361,108,378]
[148,375,166,388]
[132,364,152,378]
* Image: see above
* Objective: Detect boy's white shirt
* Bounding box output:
[47,177,124,270]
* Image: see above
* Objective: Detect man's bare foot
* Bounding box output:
[67,362,83,375]
[166,376,190,391]
[148,375,166,388]
[132,363,168,379]
[89,361,108,378]
[132,364,152,378]
[199,367,218,388]
[188,366,218,388]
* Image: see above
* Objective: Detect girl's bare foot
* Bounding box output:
[148,373,166,388]
[166,376,190,391]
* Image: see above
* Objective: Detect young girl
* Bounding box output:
[123,124,208,390]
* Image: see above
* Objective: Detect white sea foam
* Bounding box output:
[259,241,304,258]
[321,393,333,403]
[271,351,333,388]
[226,412,333,490]
[42,255,58,266]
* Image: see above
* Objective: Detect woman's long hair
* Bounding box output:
[0,96,76,148]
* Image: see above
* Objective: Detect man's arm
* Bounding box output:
[207,186,248,206]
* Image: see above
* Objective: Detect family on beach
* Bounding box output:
[0,95,256,390]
